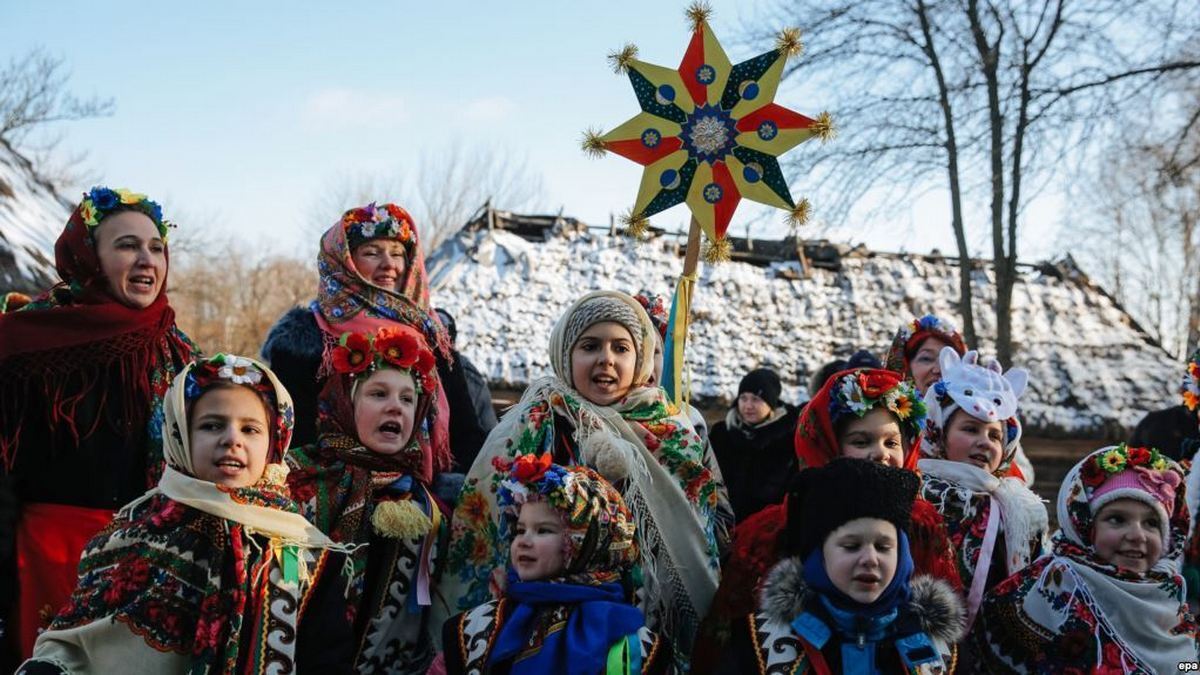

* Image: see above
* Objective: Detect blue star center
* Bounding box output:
[680,104,738,165]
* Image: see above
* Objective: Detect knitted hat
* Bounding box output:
[739,368,782,409]
[495,453,639,580]
[884,314,967,376]
[784,458,919,557]
[1181,349,1200,412]
[921,347,1028,470]
[1081,444,1181,545]
[554,292,649,387]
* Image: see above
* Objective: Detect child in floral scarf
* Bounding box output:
[440,290,722,670]
[977,444,1199,672]
[440,455,670,674]
[286,325,447,674]
[19,355,350,675]
[916,347,1047,642]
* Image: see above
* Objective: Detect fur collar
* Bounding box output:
[260,306,323,362]
[758,557,966,645]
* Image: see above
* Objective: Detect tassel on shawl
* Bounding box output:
[372,499,434,539]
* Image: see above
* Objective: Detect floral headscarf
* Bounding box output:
[794,367,926,471]
[495,454,639,583]
[884,313,967,377]
[977,445,1195,673]
[314,202,450,358]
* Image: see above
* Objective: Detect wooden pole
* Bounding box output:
[682,216,702,277]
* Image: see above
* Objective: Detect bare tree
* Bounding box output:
[756,0,1199,364]
[170,241,315,355]
[307,144,544,254]
[1068,72,1200,358]
[0,48,113,146]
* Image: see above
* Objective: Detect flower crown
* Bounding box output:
[1181,351,1200,411]
[828,370,926,436]
[79,186,170,241]
[341,202,416,249]
[898,314,958,346]
[184,354,265,400]
[1080,443,1171,489]
[330,327,437,392]
[493,453,573,512]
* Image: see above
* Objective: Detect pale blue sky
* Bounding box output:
[1,1,1061,259]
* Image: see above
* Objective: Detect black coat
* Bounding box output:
[1129,404,1199,461]
[710,405,800,524]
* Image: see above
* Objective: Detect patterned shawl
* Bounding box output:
[440,292,721,667]
[977,447,1198,673]
[25,356,340,674]
[0,189,196,479]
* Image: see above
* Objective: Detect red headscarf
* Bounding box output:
[794,367,926,471]
[0,196,194,469]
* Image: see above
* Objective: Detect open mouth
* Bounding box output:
[215,457,246,476]
[1117,550,1146,560]
[853,574,881,584]
[129,275,156,291]
[515,555,537,566]
[378,420,404,437]
[592,374,618,388]
[968,453,991,466]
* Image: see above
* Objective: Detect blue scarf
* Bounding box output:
[802,529,913,616]
[794,531,915,674]
[490,570,645,675]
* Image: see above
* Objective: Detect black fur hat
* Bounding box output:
[784,458,919,558]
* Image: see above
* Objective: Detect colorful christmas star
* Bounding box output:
[586,7,832,260]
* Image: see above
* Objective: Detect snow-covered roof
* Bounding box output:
[0,140,69,294]
[428,212,1180,438]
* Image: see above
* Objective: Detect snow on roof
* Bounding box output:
[428,213,1180,438]
[0,140,70,294]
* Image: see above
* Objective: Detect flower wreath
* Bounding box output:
[1080,443,1172,490]
[329,327,437,393]
[493,453,573,513]
[897,314,959,347]
[78,186,170,241]
[340,202,417,249]
[828,369,926,438]
[1181,350,1200,411]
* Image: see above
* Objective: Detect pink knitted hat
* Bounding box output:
[1088,448,1181,545]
